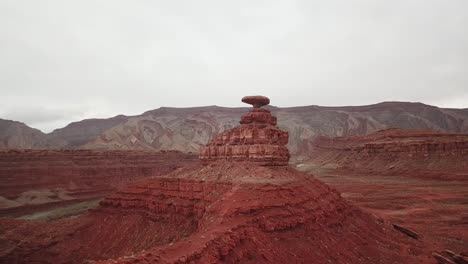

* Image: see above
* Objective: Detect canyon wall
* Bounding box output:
[307,128,468,179]
[0,150,197,212]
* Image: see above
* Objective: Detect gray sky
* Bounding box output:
[1,0,467,132]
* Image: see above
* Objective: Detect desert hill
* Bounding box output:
[0,118,64,149]
[47,114,130,148]
[1,102,468,160]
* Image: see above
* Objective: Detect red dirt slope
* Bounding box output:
[0,162,433,264]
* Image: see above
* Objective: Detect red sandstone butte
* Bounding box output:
[200,96,290,165]
[0,97,436,264]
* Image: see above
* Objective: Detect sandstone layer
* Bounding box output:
[0,150,197,215]
[306,128,468,180]
[241,95,270,108]
[299,128,468,256]
[0,162,433,264]
[199,99,289,165]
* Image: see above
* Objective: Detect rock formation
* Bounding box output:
[199,96,290,165]
[0,97,436,264]
[0,150,197,216]
[307,128,468,180]
[241,95,270,108]
[0,162,432,264]
[3,102,468,161]
[302,128,468,256]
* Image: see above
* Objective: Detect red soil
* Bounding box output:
[307,169,468,257]
[0,162,434,263]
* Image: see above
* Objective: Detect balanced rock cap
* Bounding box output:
[242,95,270,108]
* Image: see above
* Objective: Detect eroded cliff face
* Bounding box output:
[79,107,243,153]
[200,106,290,165]
[307,128,468,179]
[0,163,431,264]
[0,150,197,213]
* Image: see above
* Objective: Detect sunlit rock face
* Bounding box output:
[199,96,290,165]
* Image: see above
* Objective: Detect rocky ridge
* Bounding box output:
[2,102,468,160]
[0,118,62,149]
[307,128,468,179]
[199,96,289,165]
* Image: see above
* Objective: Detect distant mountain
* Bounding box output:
[2,102,468,158]
[0,119,62,149]
[48,115,129,148]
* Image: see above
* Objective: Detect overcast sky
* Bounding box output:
[1,0,467,132]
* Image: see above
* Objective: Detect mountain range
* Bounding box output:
[1,101,467,159]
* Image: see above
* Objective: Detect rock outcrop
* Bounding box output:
[0,150,197,215]
[0,98,436,264]
[307,128,468,180]
[199,96,290,165]
[241,95,270,108]
[0,163,432,264]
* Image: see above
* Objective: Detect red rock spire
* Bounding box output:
[199,95,290,165]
